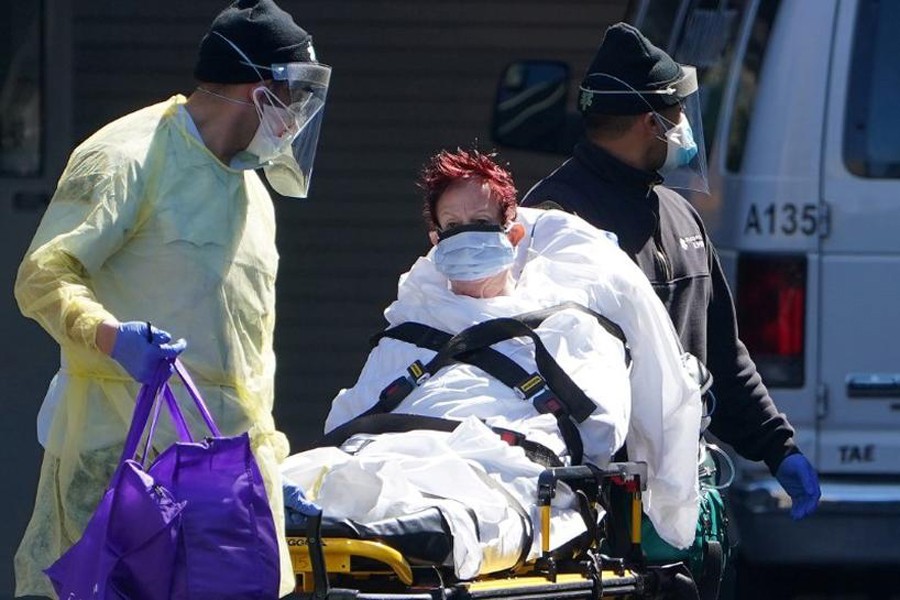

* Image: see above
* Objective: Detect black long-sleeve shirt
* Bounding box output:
[522,141,797,472]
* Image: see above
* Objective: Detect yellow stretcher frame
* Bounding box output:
[287,535,646,598]
[287,463,675,600]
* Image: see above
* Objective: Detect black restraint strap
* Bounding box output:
[370,322,451,352]
[371,303,630,393]
[314,413,457,448]
[311,413,563,468]
[367,322,536,423]
[368,320,589,463]
[366,304,630,465]
[368,320,596,465]
[371,323,531,392]
[427,317,597,422]
[514,301,632,367]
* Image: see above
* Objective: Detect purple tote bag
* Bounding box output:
[45,360,280,599]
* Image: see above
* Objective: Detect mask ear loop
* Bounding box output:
[580,72,677,140]
[212,32,295,136]
[213,31,270,80]
[251,86,297,141]
[195,86,254,107]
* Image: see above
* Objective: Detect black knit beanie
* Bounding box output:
[579,22,684,115]
[194,0,315,84]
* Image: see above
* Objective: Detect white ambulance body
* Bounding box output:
[688,0,900,567]
[612,0,900,569]
[493,0,900,569]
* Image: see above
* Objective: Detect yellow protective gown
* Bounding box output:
[14,95,295,598]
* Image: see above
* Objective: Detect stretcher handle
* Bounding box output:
[536,463,648,557]
[305,510,330,599]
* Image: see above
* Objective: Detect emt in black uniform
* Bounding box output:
[522,22,821,597]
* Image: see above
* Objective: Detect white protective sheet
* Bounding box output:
[288,208,701,578]
[282,418,586,579]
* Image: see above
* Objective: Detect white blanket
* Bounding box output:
[282,418,586,579]
[286,208,701,578]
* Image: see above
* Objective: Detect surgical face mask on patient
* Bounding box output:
[433,224,516,282]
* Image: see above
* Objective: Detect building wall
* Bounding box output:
[3,1,627,596]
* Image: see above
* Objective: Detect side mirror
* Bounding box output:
[490,60,583,155]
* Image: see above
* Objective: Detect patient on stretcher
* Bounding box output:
[281,149,702,580]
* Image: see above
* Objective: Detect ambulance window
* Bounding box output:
[844,0,900,178]
[725,0,780,172]
[0,1,42,177]
[672,0,749,155]
[630,0,688,49]
[632,0,754,155]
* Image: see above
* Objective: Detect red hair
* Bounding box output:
[418,148,518,231]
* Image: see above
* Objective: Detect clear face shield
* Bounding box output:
[580,66,709,194]
[652,67,708,194]
[213,33,331,198]
[261,62,331,198]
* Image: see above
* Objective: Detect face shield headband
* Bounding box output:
[214,33,332,198]
[578,67,709,195]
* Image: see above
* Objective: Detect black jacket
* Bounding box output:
[523,141,797,472]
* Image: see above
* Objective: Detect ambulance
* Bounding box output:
[491,0,900,584]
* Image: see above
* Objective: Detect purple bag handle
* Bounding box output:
[162,385,194,441]
[171,359,222,437]
[120,359,222,466]
[120,362,175,465]
[140,393,167,464]
[141,383,194,464]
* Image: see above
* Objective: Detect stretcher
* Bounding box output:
[286,461,697,600]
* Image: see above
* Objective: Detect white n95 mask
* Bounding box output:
[433,224,516,282]
[211,32,331,197]
[245,89,299,163]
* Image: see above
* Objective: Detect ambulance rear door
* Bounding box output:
[817,0,900,475]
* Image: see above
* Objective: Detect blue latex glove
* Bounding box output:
[283,479,321,528]
[110,321,187,384]
[775,453,821,520]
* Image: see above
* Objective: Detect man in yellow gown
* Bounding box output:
[12,0,331,596]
